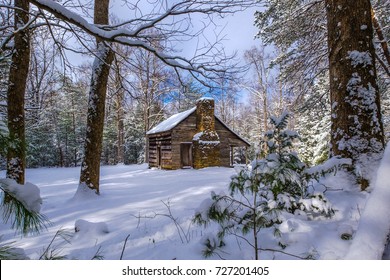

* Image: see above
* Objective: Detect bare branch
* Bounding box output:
[26,0,255,82]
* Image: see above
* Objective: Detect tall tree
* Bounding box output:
[296,73,331,166]
[213,76,239,130]
[6,0,30,184]
[25,28,62,168]
[114,42,170,164]
[254,0,328,99]
[255,0,387,188]
[244,45,274,139]
[371,1,390,76]
[113,62,125,165]
[133,45,168,135]
[78,0,114,195]
[326,0,384,189]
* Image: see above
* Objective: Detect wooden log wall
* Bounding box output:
[215,118,250,167]
[148,132,173,169]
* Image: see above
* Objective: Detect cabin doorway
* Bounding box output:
[181,143,193,168]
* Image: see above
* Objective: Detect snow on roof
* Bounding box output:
[146,107,196,135]
[146,105,250,146]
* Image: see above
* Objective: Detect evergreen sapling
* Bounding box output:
[194,112,350,259]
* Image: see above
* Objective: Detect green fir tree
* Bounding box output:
[194,112,348,259]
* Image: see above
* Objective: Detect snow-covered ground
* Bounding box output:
[1,156,390,260]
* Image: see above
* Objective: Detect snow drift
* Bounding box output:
[344,144,390,259]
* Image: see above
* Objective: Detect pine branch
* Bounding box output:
[0,241,21,260]
[0,185,49,236]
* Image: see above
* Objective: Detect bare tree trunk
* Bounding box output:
[326,0,384,190]
[115,67,125,164]
[79,0,114,195]
[58,146,64,167]
[371,7,390,74]
[6,0,30,184]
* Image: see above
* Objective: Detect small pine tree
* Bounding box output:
[194,112,348,259]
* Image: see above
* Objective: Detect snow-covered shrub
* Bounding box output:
[0,178,48,236]
[194,112,350,259]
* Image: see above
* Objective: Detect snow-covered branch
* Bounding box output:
[0,12,41,51]
[26,0,255,80]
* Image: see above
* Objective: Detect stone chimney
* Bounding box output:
[196,98,216,131]
[192,98,220,168]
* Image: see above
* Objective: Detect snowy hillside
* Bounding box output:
[1,157,389,260]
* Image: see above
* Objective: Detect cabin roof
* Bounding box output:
[146,107,196,135]
[146,107,250,146]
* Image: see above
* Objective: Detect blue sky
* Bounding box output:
[111,2,260,64]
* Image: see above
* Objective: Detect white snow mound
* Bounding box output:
[75,219,109,235]
[344,144,390,259]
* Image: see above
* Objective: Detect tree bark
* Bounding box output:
[326,0,384,189]
[6,0,30,184]
[79,0,114,194]
[115,66,125,164]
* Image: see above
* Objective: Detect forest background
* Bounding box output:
[0,0,389,187]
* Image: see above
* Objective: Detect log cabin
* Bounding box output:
[146,98,250,169]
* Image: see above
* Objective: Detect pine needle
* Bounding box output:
[1,187,50,236]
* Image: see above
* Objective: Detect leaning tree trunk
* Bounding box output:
[79,0,114,195]
[326,0,384,190]
[6,0,30,185]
